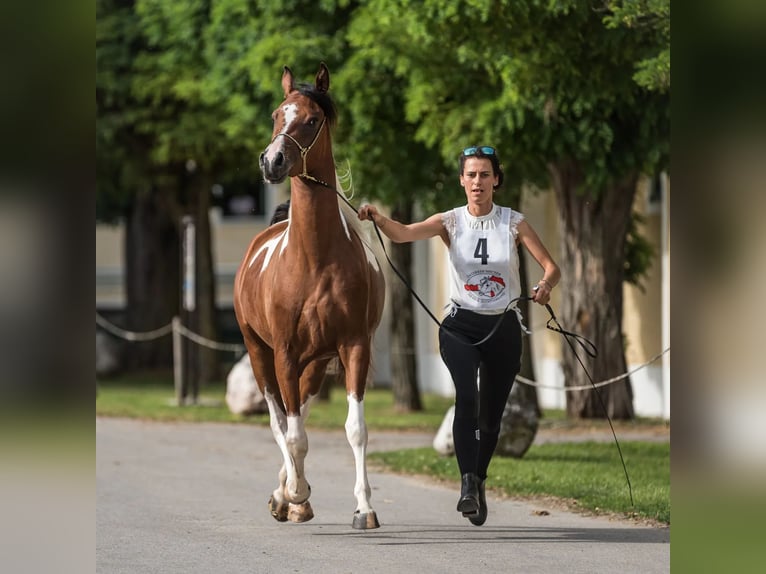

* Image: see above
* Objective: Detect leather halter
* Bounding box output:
[271,117,333,189]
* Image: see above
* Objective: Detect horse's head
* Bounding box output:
[259,63,336,184]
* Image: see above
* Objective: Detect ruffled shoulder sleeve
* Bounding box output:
[509,209,525,239]
[441,209,457,240]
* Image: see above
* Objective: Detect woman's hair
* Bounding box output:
[459,146,504,189]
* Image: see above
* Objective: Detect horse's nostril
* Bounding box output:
[273,152,284,167]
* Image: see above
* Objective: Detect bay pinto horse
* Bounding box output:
[233,63,385,530]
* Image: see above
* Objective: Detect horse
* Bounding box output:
[233,63,386,530]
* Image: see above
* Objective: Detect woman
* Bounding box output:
[358,145,560,526]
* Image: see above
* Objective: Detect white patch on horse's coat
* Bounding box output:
[345,394,365,444]
[363,243,380,271]
[263,103,298,163]
[345,394,374,514]
[264,390,287,433]
[248,229,287,271]
[284,414,310,500]
[264,386,311,503]
[282,103,298,132]
[338,204,352,241]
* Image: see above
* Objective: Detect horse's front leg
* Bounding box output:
[341,345,380,530]
[263,389,314,523]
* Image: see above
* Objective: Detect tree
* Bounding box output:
[97,0,259,383]
[97,0,180,371]
[343,0,669,419]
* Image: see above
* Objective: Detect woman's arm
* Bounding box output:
[516,219,560,305]
[358,204,448,245]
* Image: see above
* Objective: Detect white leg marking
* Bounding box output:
[284,414,311,503]
[264,391,289,505]
[345,394,373,514]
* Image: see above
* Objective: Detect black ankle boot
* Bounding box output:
[468,479,487,526]
[456,473,480,515]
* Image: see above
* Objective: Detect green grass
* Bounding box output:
[96,376,454,430]
[370,442,669,524]
[97,375,669,524]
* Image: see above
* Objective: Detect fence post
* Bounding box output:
[181,215,198,405]
[173,316,183,406]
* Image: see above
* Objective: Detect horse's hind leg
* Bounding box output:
[340,344,380,530]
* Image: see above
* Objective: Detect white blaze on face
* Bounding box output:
[263,103,299,163]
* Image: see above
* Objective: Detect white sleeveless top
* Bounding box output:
[442,205,526,319]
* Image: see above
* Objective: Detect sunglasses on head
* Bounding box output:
[462,146,496,157]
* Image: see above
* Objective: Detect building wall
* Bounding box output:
[623,176,669,418]
[95,224,124,309]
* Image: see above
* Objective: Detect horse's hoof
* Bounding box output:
[287,501,314,523]
[268,495,289,522]
[352,510,380,530]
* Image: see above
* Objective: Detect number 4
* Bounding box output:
[474,238,489,265]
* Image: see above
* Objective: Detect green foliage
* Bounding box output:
[602,0,670,92]
[98,0,669,219]
[97,0,364,222]
[342,0,669,197]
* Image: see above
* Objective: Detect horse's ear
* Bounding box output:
[282,66,295,97]
[315,62,330,94]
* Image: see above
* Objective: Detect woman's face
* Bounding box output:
[460,157,498,213]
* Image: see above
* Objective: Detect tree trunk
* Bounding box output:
[192,174,220,384]
[389,201,422,412]
[550,162,636,420]
[124,189,180,371]
[496,250,540,457]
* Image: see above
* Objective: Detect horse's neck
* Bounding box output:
[287,177,348,265]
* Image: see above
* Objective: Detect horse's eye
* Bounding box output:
[308,117,318,126]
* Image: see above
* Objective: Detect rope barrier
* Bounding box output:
[96,313,245,353]
[96,313,173,341]
[96,313,667,392]
[515,347,669,391]
[175,322,246,353]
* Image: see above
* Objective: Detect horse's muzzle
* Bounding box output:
[259,149,289,184]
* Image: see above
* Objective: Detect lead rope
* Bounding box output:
[540,300,634,506]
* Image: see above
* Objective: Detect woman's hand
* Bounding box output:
[358,204,380,223]
[532,281,552,305]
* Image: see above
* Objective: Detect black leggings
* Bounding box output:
[439,307,522,480]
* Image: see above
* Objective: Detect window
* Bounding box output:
[211,179,265,218]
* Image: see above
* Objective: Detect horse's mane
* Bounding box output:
[295,83,337,128]
[334,166,386,273]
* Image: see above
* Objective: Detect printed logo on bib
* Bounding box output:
[463,270,506,301]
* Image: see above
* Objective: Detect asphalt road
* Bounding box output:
[97,417,669,574]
